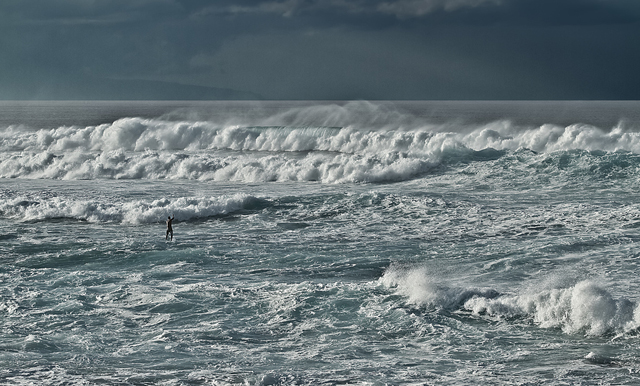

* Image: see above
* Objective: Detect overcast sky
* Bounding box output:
[1,0,639,100]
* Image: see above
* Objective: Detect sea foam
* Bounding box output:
[0,193,261,224]
[463,280,639,336]
[5,118,640,155]
[2,113,640,182]
[382,266,640,336]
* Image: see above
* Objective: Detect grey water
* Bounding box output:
[2,101,640,385]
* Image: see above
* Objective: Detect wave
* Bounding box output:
[0,193,263,224]
[2,108,640,182]
[3,117,640,154]
[381,266,640,336]
[462,281,637,337]
[0,149,441,183]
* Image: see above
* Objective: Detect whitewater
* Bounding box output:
[2,100,640,385]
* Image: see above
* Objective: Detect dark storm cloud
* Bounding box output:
[1,0,639,99]
[185,0,640,25]
[0,0,182,26]
[486,0,640,27]
[192,0,503,18]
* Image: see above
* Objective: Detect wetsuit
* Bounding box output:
[166,216,174,240]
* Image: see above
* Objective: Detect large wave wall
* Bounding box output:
[2,110,640,182]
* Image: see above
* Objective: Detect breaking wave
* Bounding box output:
[2,106,640,182]
[0,193,263,224]
[4,116,640,154]
[382,266,640,337]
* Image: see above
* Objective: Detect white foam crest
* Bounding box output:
[0,151,436,183]
[4,115,640,183]
[382,266,640,336]
[464,280,640,336]
[3,115,640,158]
[121,194,258,225]
[0,194,258,224]
[212,153,435,183]
[461,122,640,153]
[0,119,455,157]
[379,266,497,310]
[0,119,492,183]
[16,118,218,153]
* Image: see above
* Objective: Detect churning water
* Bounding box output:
[2,100,640,385]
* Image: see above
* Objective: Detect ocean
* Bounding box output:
[2,100,640,385]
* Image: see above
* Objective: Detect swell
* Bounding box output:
[4,117,640,154]
[0,193,265,224]
[2,114,640,182]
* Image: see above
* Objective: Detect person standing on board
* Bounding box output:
[166,215,175,241]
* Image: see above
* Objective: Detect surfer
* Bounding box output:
[166,215,175,241]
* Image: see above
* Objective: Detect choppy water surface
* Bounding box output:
[2,101,640,385]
